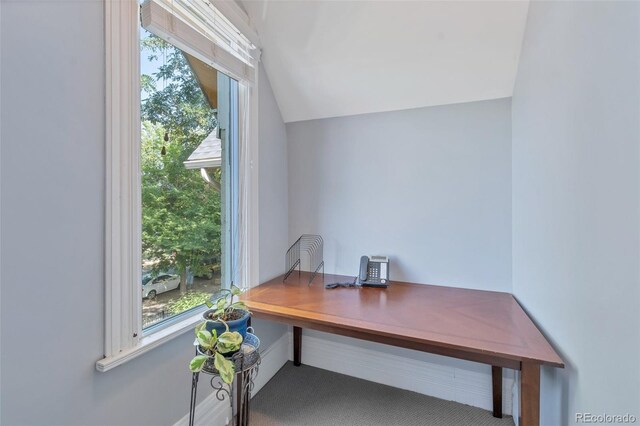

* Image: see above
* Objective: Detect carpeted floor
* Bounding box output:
[250,362,515,426]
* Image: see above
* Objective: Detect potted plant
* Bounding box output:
[189,322,243,384]
[203,284,250,339]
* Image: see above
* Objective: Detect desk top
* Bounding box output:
[241,272,564,368]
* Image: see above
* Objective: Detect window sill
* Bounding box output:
[95,307,206,372]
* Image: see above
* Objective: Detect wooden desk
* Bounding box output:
[241,272,563,426]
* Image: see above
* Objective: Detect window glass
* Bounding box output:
[140,28,236,329]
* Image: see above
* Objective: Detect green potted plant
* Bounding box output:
[203,284,250,339]
[189,322,243,384]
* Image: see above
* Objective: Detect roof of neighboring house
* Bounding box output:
[183,129,222,169]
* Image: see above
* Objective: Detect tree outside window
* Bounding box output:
[140,31,227,328]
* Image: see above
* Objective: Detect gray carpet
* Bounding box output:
[250,362,514,426]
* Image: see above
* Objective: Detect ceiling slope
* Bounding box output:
[242,0,529,123]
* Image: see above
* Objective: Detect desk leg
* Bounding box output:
[520,362,540,426]
[492,366,502,418]
[293,326,302,366]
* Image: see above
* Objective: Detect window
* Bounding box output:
[139,29,238,330]
[98,0,260,371]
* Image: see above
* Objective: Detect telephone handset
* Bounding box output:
[358,255,390,288]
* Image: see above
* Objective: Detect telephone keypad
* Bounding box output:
[368,266,379,279]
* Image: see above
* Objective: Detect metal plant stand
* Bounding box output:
[189,338,261,426]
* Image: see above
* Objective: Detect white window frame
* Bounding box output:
[97,0,260,372]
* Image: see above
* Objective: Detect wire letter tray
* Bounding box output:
[284,234,325,285]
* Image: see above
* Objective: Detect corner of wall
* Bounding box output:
[256,60,290,346]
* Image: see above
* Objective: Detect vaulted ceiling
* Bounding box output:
[241,0,530,123]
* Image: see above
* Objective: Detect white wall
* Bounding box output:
[254,65,289,345]
[287,98,512,292]
[512,1,640,424]
[285,98,514,412]
[258,65,289,283]
[0,2,287,424]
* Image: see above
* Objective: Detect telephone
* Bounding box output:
[358,255,390,287]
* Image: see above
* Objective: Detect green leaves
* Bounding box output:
[230,301,248,312]
[196,328,217,350]
[196,329,211,348]
[194,322,219,350]
[191,322,241,384]
[141,119,222,279]
[140,33,221,285]
[166,292,212,315]
[214,352,235,384]
[216,331,242,354]
[194,321,207,334]
[216,297,227,311]
[205,286,250,322]
[189,355,208,372]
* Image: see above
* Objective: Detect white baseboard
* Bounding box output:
[172,393,231,426]
[289,330,515,416]
[173,332,290,426]
[250,331,290,395]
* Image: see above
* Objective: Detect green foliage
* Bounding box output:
[141,34,216,133]
[189,322,242,384]
[189,355,208,372]
[204,284,249,321]
[140,32,220,285]
[166,292,212,315]
[216,331,243,354]
[214,352,235,385]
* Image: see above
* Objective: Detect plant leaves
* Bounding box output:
[216,297,227,310]
[196,329,213,349]
[217,331,242,354]
[203,322,218,338]
[214,352,235,384]
[194,322,206,335]
[230,301,248,312]
[216,342,236,354]
[231,285,242,296]
[218,331,242,345]
[189,355,208,372]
